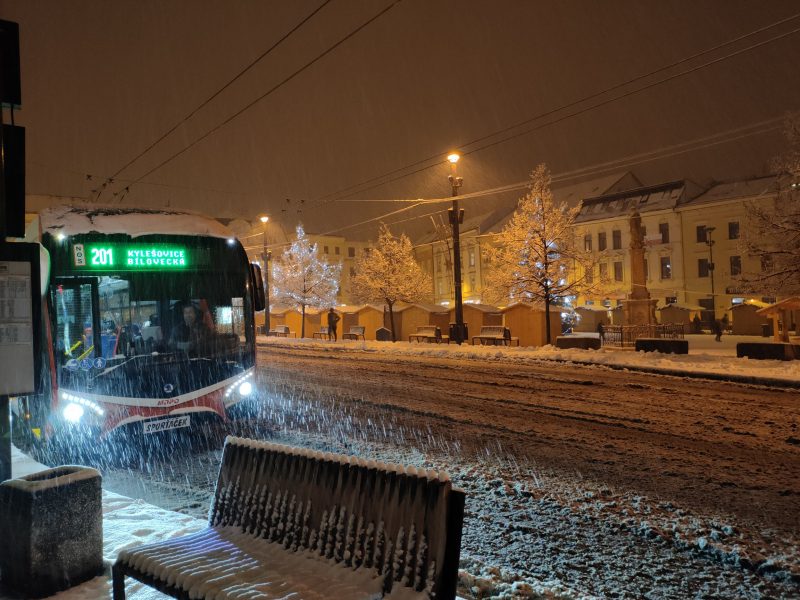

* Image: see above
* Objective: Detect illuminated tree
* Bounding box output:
[741,112,800,295]
[484,164,598,344]
[351,224,432,341]
[271,225,341,337]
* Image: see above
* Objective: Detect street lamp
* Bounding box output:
[259,215,271,333]
[705,226,716,321]
[447,153,466,344]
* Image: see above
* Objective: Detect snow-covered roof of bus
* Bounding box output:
[38,205,234,239]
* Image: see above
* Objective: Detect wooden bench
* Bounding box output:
[112,437,465,600]
[312,325,330,340]
[409,325,449,344]
[471,326,519,346]
[266,325,295,338]
[342,325,366,341]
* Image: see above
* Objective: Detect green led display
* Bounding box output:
[73,243,190,270]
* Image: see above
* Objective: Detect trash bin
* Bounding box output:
[761,323,771,337]
[0,466,103,598]
[449,322,469,343]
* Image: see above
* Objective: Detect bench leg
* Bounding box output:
[112,563,126,600]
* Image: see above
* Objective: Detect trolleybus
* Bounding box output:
[13,205,265,447]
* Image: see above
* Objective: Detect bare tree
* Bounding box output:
[271,225,341,337]
[740,112,800,295]
[351,224,432,341]
[484,164,598,344]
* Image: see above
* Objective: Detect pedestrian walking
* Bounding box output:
[327,307,340,341]
[712,318,723,342]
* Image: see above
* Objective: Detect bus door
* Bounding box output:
[52,277,101,365]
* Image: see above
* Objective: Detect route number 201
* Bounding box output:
[90,247,114,266]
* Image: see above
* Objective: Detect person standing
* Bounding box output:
[327,307,340,341]
[596,321,605,344]
[712,318,723,342]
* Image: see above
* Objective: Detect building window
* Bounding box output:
[659,223,670,244]
[349,267,356,277]
[323,245,329,254]
[348,247,355,258]
[728,221,740,240]
[599,262,608,279]
[643,258,649,280]
[469,249,475,267]
[585,266,593,284]
[613,261,623,281]
[660,256,672,279]
[335,247,340,255]
[730,255,741,276]
[612,229,622,250]
[665,296,677,305]
[598,232,607,251]
[696,225,708,243]
[698,258,709,277]
[584,234,592,252]
[760,254,772,271]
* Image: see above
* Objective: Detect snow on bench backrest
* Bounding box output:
[479,326,506,336]
[349,325,365,334]
[209,436,463,598]
[416,326,439,334]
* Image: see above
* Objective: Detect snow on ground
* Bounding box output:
[257,334,800,385]
[6,446,205,600]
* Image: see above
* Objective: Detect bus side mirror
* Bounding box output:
[250,263,266,312]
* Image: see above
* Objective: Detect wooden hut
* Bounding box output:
[356,304,386,340]
[337,305,363,333]
[449,303,502,340]
[657,303,704,326]
[756,297,800,342]
[264,307,291,332]
[730,300,770,336]
[283,307,322,338]
[392,303,450,341]
[574,305,610,332]
[502,303,562,346]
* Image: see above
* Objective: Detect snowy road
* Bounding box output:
[100,343,800,598]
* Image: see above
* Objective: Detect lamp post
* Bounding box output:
[447,153,466,344]
[259,215,271,333]
[705,226,716,321]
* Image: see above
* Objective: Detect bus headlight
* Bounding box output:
[238,381,253,397]
[62,403,85,423]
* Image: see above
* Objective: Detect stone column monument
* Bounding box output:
[621,208,658,325]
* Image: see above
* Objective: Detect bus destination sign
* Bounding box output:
[72,243,190,270]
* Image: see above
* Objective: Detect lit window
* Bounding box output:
[660,256,671,279]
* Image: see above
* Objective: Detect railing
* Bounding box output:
[602,323,684,347]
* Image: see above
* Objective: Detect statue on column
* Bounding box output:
[621,206,658,325]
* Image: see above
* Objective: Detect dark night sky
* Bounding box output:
[3,0,800,239]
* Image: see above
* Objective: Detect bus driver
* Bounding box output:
[170,303,211,354]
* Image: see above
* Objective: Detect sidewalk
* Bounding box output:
[257,334,800,387]
[5,446,205,600]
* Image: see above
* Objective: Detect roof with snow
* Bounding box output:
[658,303,705,311]
[681,175,779,208]
[37,204,234,239]
[574,180,699,224]
[483,171,642,235]
[393,302,449,313]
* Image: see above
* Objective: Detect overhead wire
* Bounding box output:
[101,0,333,198]
[315,116,785,236]
[306,12,800,207]
[121,1,402,192]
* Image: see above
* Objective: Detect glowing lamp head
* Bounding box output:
[62,403,85,423]
[56,232,67,242]
[447,153,460,164]
[227,238,236,246]
[259,215,269,223]
[238,381,253,397]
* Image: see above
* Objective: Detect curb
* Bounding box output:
[256,340,800,390]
